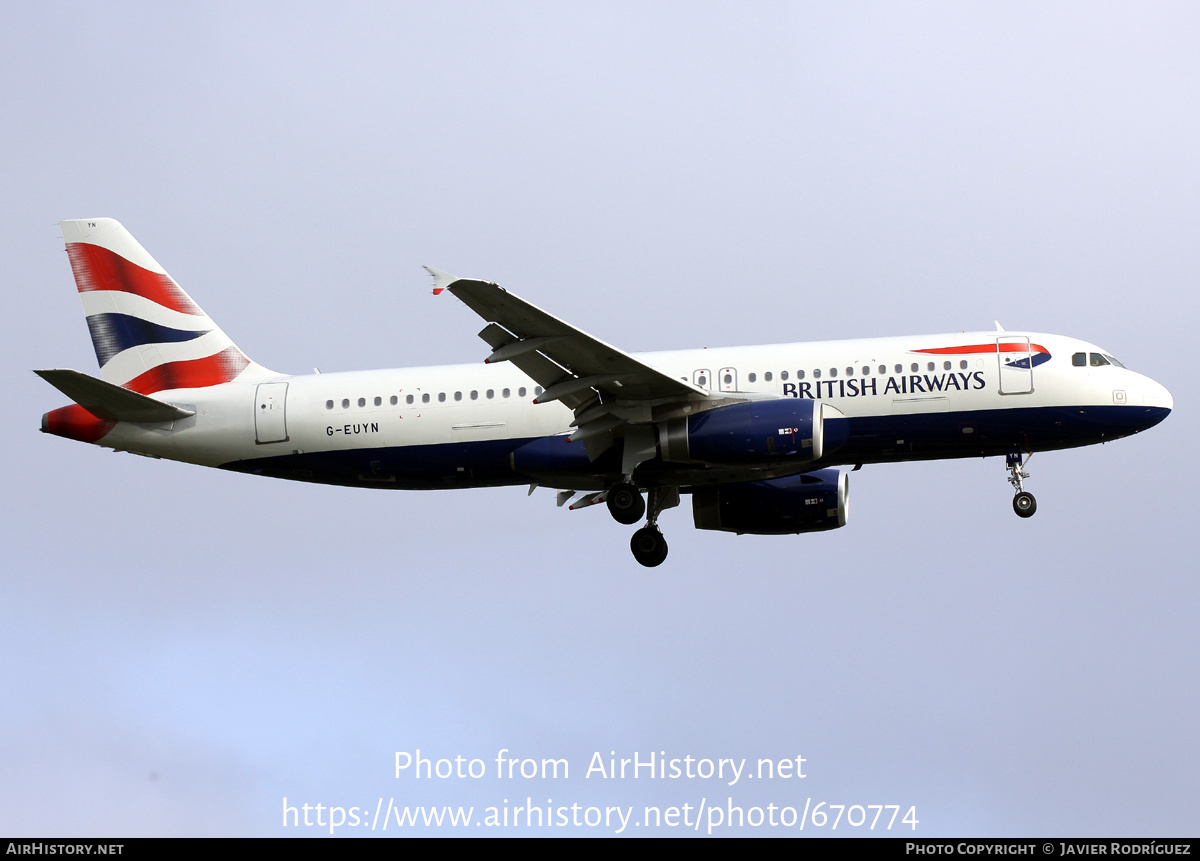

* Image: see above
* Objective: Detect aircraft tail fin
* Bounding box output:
[59,218,276,393]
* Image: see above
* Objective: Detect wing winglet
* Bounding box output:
[423,266,462,296]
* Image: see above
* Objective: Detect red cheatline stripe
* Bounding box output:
[915,343,1048,355]
[123,346,250,394]
[66,242,203,316]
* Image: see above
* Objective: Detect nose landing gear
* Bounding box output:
[1007,449,1036,518]
[1013,490,1037,517]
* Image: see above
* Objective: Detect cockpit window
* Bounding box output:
[1076,351,1127,369]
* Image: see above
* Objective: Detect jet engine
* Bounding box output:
[660,399,847,465]
[692,468,848,534]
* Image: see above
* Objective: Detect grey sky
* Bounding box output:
[2,2,1197,836]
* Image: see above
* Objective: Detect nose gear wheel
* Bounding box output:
[1013,491,1037,517]
[1006,449,1036,518]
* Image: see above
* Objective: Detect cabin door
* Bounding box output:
[996,337,1034,395]
[255,382,290,443]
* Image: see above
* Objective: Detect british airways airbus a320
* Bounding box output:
[38,219,1172,566]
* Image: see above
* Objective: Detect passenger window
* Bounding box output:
[895,364,903,374]
[438,393,446,402]
[358,397,366,407]
[943,361,951,371]
[797,370,805,380]
[748,373,757,383]
[910,363,918,373]
[487,389,495,399]
[960,360,968,369]
[471,390,478,400]
[1073,352,1087,367]
[829,368,837,377]
[406,395,414,405]
[390,395,398,405]
[927,362,934,372]
[862,366,870,376]
[342,398,350,409]
[698,375,707,387]
[764,372,772,382]
[519,387,527,397]
[845,367,853,377]
[813,369,821,379]
[454,391,462,401]
[374,396,382,407]
[535,387,543,396]
[421,393,430,404]
[780,371,788,381]
[502,388,510,398]
[325,400,334,410]
[723,374,731,385]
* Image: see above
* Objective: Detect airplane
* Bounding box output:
[38,218,1173,567]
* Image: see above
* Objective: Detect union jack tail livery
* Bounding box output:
[59,218,273,393]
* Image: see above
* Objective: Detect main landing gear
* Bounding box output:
[1006,449,1037,518]
[606,480,678,567]
[606,481,645,525]
[631,525,668,568]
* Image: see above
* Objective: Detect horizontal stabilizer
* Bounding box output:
[34,369,195,422]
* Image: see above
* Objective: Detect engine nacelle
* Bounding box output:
[692,468,848,534]
[661,399,847,465]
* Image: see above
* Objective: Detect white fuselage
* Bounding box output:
[85,330,1173,492]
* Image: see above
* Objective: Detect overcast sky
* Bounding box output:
[2,1,1197,837]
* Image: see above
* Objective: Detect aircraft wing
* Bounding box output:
[425,267,732,459]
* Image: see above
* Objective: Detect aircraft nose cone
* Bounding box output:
[1142,377,1174,412]
[1130,376,1173,433]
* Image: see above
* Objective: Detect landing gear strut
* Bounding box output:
[606,479,667,566]
[1006,449,1036,518]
